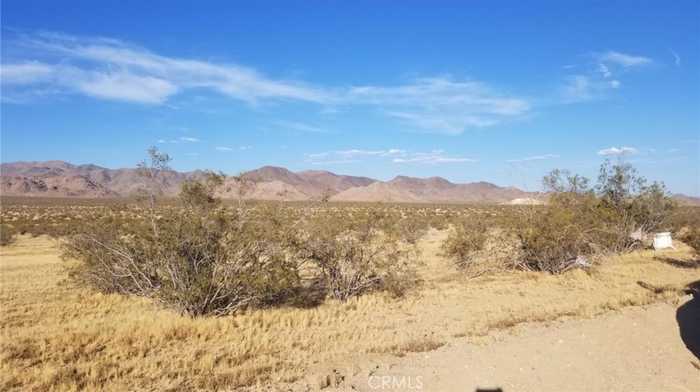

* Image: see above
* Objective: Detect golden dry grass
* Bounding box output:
[1,230,698,391]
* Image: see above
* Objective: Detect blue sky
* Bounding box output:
[1,1,699,195]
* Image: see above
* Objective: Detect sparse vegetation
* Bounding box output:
[512,161,676,273]
[57,150,424,315]
[0,224,15,246]
[3,228,697,390]
[1,152,698,389]
[442,219,488,268]
[680,228,700,257]
[62,206,300,316]
[292,210,418,300]
[439,161,679,274]
[61,157,302,316]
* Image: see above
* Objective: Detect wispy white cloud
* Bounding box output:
[306,148,405,161]
[1,61,176,104]
[273,121,331,134]
[2,31,328,105]
[306,148,475,165]
[562,51,653,103]
[308,159,359,165]
[216,145,251,152]
[0,62,54,84]
[392,150,477,164]
[562,75,594,103]
[3,32,532,134]
[158,136,200,144]
[507,154,560,163]
[77,72,178,104]
[669,49,681,67]
[597,146,638,156]
[597,51,652,67]
[346,77,529,134]
[562,75,621,103]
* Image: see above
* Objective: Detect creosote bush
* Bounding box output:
[441,161,678,275]
[63,149,299,316]
[442,220,488,268]
[680,228,700,257]
[292,209,418,301]
[63,195,299,317]
[670,206,700,256]
[511,161,676,273]
[62,148,419,316]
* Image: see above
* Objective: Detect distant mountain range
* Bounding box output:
[1,160,698,205]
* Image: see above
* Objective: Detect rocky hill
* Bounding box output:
[0,160,561,204]
[330,175,533,204]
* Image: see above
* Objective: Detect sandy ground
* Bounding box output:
[2,233,698,390]
[330,299,700,392]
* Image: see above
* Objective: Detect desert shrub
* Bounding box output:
[670,206,700,256]
[514,202,597,273]
[0,224,16,246]
[62,151,299,316]
[680,228,700,256]
[63,206,299,316]
[669,206,700,235]
[596,161,676,234]
[509,162,676,273]
[292,211,417,301]
[394,214,430,244]
[442,220,488,268]
[179,171,225,210]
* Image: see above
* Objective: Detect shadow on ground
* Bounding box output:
[655,256,700,269]
[677,280,700,360]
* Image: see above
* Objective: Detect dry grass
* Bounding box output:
[1,229,698,391]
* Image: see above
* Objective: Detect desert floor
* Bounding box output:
[327,299,700,392]
[1,230,699,391]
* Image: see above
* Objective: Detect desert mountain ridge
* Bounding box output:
[1,160,698,205]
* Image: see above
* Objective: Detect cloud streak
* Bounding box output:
[273,121,332,134]
[158,136,200,144]
[597,51,652,67]
[597,146,638,156]
[2,31,533,134]
[346,77,530,134]
[669,49,681,67]
[507,154,560,163]
[2,31,328,105]
[306,148,475,165]
[562,50,652,103]
[392,150,477,164]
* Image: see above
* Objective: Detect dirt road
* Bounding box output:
[335,298,700,392]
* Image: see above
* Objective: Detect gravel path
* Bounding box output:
[336,297,700,392]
